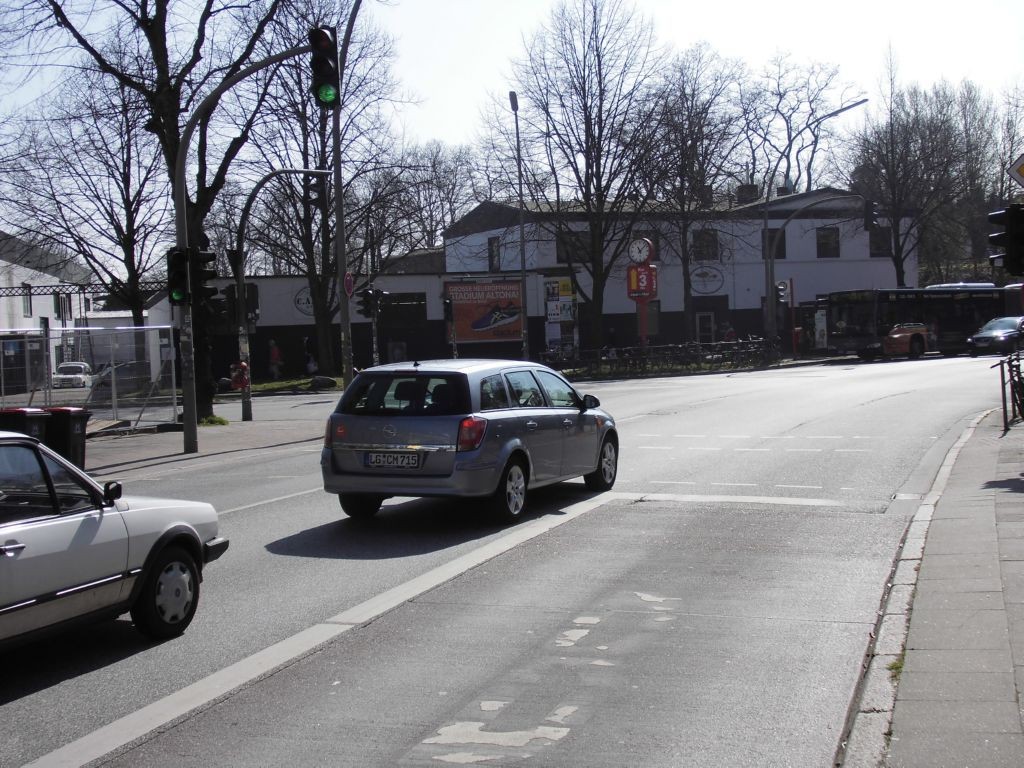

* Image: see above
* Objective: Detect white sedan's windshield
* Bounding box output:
[56,364,87,374]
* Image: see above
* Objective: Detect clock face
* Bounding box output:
[630,238,650,264]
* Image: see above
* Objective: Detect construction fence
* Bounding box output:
[0,325,178,430]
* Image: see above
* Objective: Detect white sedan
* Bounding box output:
[0,431,228,647]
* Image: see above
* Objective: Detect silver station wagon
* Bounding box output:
[321,359,618,522]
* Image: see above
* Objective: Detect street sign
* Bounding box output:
[1008,153,1024,189]
[626,263,658,300]
[343,271,354,297]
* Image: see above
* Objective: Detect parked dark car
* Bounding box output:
[321,359,618,522]
[967,316,1024,356]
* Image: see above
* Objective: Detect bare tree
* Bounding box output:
[232,0,399,374]
[646,43,747,340]
[506,0,664,349]
[0,69,170,327]
[849,61,967,287]
[739,55,861,196]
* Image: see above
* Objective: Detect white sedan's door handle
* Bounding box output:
[1,542,26,556]
[525,420,539,430]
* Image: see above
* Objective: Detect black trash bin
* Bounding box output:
[43,407,91,468]
[0,407,51,442]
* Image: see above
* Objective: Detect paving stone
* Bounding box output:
[906,607,1010,651]
[902,649,1010,674]
[895,670,1016,702]
[891,700,1023,733]
[886,731,1024,768]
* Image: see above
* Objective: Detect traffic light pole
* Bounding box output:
[173,45,309,453]
[232,168,331,421]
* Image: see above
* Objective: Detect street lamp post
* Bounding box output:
[509,90,529,360]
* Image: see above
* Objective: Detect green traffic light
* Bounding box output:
[316,83,339,106]
[170,287,187,302]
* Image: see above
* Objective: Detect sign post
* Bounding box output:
[626,262,658,347]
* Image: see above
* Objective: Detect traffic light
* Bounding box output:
[166,246,190,305]
[863,199,880,232]
[223,284,237,321]
[207,287,229,323]
[245,282,260,323]
[308,27,340,109]
[356,288,373,317]
[775,280,789,305]
[989,204,1024,275]
[373,289,388,316]
[443,297,453,321]
[190,249,218,304]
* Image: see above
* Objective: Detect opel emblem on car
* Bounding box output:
[383,425,397,438]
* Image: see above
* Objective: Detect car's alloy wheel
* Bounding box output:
[584,437,618,491]
[131,545,199,640]
[339,493,384,519]
[492,459,527,522]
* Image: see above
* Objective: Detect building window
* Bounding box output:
[631,229,660,261]
[870,227,893,258]
[816,227,840,259]
[21,284,32,318]
[557,229,587,265]
[692,229,720,262]
[761,228,786,260]
[487,236,501,272]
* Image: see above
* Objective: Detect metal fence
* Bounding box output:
[0,326,178,430]
[543,338,781,379]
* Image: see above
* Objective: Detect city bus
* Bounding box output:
[826,284,1024,359]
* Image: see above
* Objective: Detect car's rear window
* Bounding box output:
[339,374,468,416]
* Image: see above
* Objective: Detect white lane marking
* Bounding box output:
[432,753,501,764]
[573,616,601,625]
[22,623,353,768]
[634,592,681,603]
[759,435,795,439]
[807,436,843,439]
[480,701,508,712]
[547,706,578,724]
[424,723,569,747]
[221,487,321,516]
[776,484,823,490]
[556,629,590,647]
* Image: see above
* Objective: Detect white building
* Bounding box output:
[442,188,915,350]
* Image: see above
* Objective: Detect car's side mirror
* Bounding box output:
[103,481,122,505]
[582,393,600,410]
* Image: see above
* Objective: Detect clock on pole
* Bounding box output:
[629,238,653,264]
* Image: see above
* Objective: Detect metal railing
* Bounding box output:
[543,337,782,379]
[996,351,1024,430]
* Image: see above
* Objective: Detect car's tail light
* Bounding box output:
[325,419,346,446]
[457,416,487,451]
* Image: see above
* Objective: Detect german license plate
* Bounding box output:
[366,451,420,469]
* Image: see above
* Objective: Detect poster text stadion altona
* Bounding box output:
[445,281,524,343]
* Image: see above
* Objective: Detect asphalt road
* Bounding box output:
[1,356,1003,767]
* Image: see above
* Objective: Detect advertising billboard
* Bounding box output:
[445,281,524,343]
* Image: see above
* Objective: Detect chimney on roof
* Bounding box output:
[735,184,760,205]
[776,186,791,197]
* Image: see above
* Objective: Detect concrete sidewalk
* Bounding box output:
[844,410,1024,767]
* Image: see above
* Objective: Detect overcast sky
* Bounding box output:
[368,0,1024,146]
